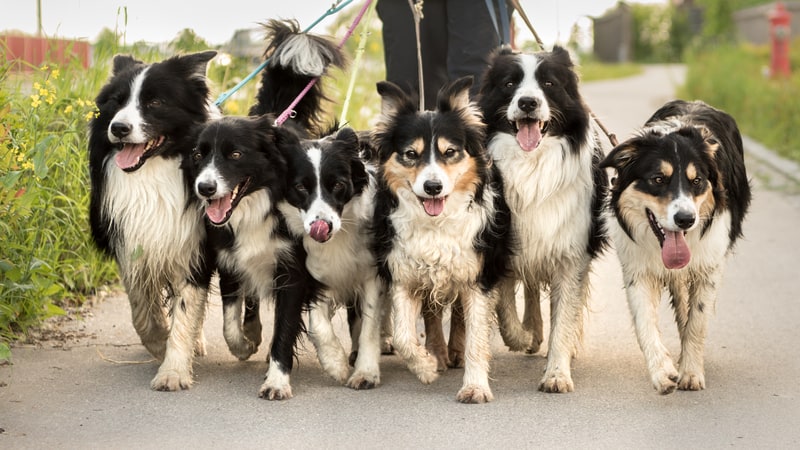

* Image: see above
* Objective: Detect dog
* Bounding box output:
[188,20,344,400]
[600,99,751,394]
[372,76,513,403]
[277,126,387,390]
[478,45,609,393]
[88,50,218,391]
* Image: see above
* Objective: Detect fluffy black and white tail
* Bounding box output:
[248,19,346,136]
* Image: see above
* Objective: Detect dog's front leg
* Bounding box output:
[308,295,350,384]
[347,276,383,390]
[151,282,208,391]
[677,268,722,391]
[391,285,439,384]
[456,289,494,403]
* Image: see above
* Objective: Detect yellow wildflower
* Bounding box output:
[39,88,49,96]
[51,69,60,80]
[21,161,34,171]
[31,94,41,108]
[64,105,73,114]
[41,65,49,71]
[46,95,55,105]
[33,82,42,90]
[77,99,86,108]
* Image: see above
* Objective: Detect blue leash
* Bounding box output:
[214,0,355,106]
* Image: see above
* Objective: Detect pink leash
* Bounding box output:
[274,0,375,126]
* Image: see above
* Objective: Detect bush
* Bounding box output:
[682,39,800,162]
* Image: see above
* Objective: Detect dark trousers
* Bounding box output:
[377,0,501,109]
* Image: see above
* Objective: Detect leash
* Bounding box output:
[338,0,377,126]
[274,0,375,126]
[213,0,354,106]
[507,0,618,146]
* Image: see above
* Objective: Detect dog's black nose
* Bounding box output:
[110,122,132,138]
[197,180,217,197]
[517,96,538,113]
[674,211,695,230]
[423,180,443,196]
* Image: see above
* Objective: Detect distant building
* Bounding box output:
[734,1,800,45]
[593,2,633,62]
[1,33,91,70]
[224,28,264,63]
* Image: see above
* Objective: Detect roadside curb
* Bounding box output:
[743,135,800,184]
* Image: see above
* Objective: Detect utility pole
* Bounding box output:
[36,0,42,36]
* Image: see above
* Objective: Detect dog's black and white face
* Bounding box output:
[479,46,588,151]
[92,51,217,172]
[373,76,488,217]
[601,125,720,269]
[189,115,296,226]
[282,127,370,242]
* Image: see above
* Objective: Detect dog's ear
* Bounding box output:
[376,81,416,118]
[174,50,218,80]
[600,140,638,171]
[437,76,473,113]
[334,127,360,154]
[550,45,574,68]
[112,54,142,75]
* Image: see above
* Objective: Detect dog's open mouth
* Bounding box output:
[205,178,251,225]
[646,208,691,269]
[419,196,447,217]
[114,136,166,172]
[512,118,547,152]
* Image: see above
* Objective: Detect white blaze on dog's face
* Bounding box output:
[505,54,551,152]
[301,147,342,242]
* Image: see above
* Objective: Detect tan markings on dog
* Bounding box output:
[382,138,425,195]
[436,137,481,194]
[660,161,674,179]
[699,126,720,158]
[695,180,716,222]
[619,183,668,228]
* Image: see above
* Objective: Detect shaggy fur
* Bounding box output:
[187,20,343,400]
[600,99,751,394]
[478,45,609,393]
[88,50,218,391]
[372,76,513,403]
[278,127,387,390]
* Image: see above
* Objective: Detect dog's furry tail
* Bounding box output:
[249,19,346,136]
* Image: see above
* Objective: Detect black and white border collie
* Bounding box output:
[278,127,386,390]
[372,77,513,403]
[600,100,751,394]
[478,46,609,393]
[188,20,344,400]
[88,50,218,391]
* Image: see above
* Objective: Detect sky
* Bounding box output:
[1,0,667,48]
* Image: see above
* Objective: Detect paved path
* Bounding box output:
[2,65,800,448]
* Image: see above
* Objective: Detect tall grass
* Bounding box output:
[682,39,800,162]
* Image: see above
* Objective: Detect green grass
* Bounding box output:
[681,39,800,162]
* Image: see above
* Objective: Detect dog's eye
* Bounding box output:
[403,149,419,160]
[147,99,163,108]
[230,151,242,160]
[443,147,458,158]
[692,177,703,186]
[295,183,307,193]
[191,149,202,161]
[652,175,665,185]
[332,181,346,193]
[543,80,554,87]
[505,81,515,89]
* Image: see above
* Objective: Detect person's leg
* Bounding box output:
[378,0,447,109]
[445,0,500,98]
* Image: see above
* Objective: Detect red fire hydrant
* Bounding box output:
[769,2,792,78]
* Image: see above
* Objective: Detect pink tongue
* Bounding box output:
[662,230,691,269]
[206,194,233,224]
[516,121,542,152]
[422,198,445,216]
[115,143,146,169]
[309,220,331,243]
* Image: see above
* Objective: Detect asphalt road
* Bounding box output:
[2,65,800,448]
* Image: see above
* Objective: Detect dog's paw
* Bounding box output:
[456,384,494,404]
[380,338,394,355]
[346,370,380,390]
[411,355,440,384]
[538,371,574,393]
[677,371,705,391]
[651,369,679,395]
[258,382,293,400]
[150,368,193,391]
